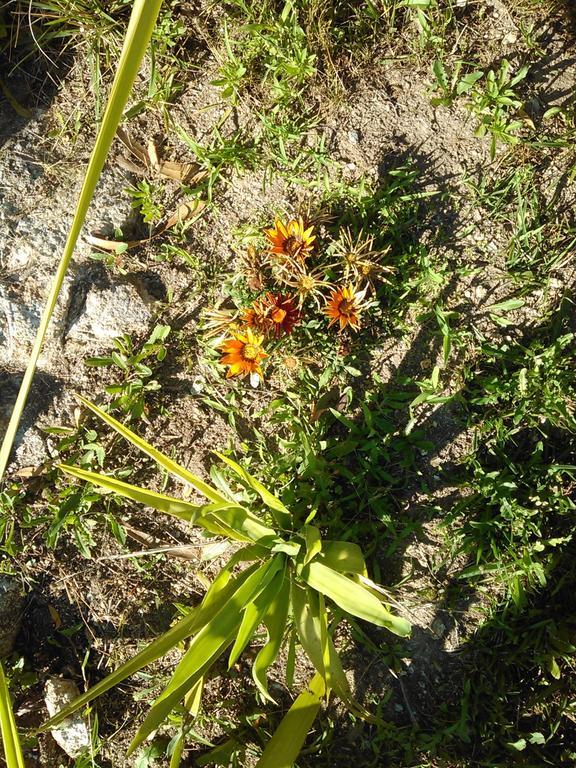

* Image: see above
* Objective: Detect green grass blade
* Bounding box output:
[0,663,25,768]
[252,575,290,703]
[75,396,227,503]
[213,451,292,529]
[0,0,164,480]
[302,561,411,636]
[254,672,326,768]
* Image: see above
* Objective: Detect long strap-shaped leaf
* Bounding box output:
[73,396,228,504]
[254,672,326,768]
[0,0,164,480]
[128,557,284,753]
[0,662,25,768]
[302,560,411,637]
[40,559,262,733]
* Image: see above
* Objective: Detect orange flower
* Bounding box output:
[219,328,267,379]
[244,293,300,337]
[324,285,367,331]
[264,217,315,260]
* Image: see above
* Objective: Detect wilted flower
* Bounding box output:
[201,306,240,339]
[274,260,333,309]
[238,245,268,292]
[264,217,315,261]
[324,284,368,331]
[219,328,267,379]
[335,228,392,291]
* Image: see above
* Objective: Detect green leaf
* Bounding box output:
[302,561,411,636]
[59,464,205,523]
[253,577,291,702]
[40,561,262,733]
[214,451,292,530]
[303,526,322,565]
[204,503,278,543]
[228,564,286,668]
[0,0,164,479]
[255,673,325,768]
[75,396,227,504]
[0,663,25,768]
[320,541,367,575]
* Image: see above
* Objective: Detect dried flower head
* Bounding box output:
[273,260,333,309]
[238,245,269,292]
[219,328,267,379]
[324,284,368,331]
[335,228,392,291]
[264,217,315,261]
[201,307,240,340]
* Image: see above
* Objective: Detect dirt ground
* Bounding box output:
[2,1,576,766]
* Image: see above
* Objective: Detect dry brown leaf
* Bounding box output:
[116,126,207,184]
[85,234,149,252]
[86,199,206,252]
[161,199,206,231]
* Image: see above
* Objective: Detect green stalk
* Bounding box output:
[0,662,25,768]
[0,0,164,480]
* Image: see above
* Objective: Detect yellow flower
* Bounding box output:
[219,328,267,379]
[324,285,367,331]
[264,217,315,260]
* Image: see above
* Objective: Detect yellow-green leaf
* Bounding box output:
[303,525,322,565]
[59,464,205,524]
[302,561,411,636]
[75,396,227,504]
[252,576,290,702]
[214,451,291,529]
[228,563,286,669]
[0,0,164,479]
[0,663,25,768]
[129,558,280,753]
[320,541,367,576]
[255,672,326,768]
[40,562,261,733]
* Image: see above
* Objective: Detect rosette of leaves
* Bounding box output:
[41,396,410,767]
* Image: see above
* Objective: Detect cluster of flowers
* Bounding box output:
[208,217,386,382]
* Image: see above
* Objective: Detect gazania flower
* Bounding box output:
[335,228,392,292]
[244,293,300,337]
[264,217,315,261]
[219,328,267,379]
[324,285,368,331]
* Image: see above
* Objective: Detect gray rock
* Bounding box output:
[66,282,152,342]
[0,576,24,657]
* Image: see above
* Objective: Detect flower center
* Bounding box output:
[271,307,287,324]
[284,235,302,256]
[338,298,354,315]
[243,343,260,360]
[300,275,315,291]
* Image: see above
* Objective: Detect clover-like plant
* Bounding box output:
[41,396,410,766]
